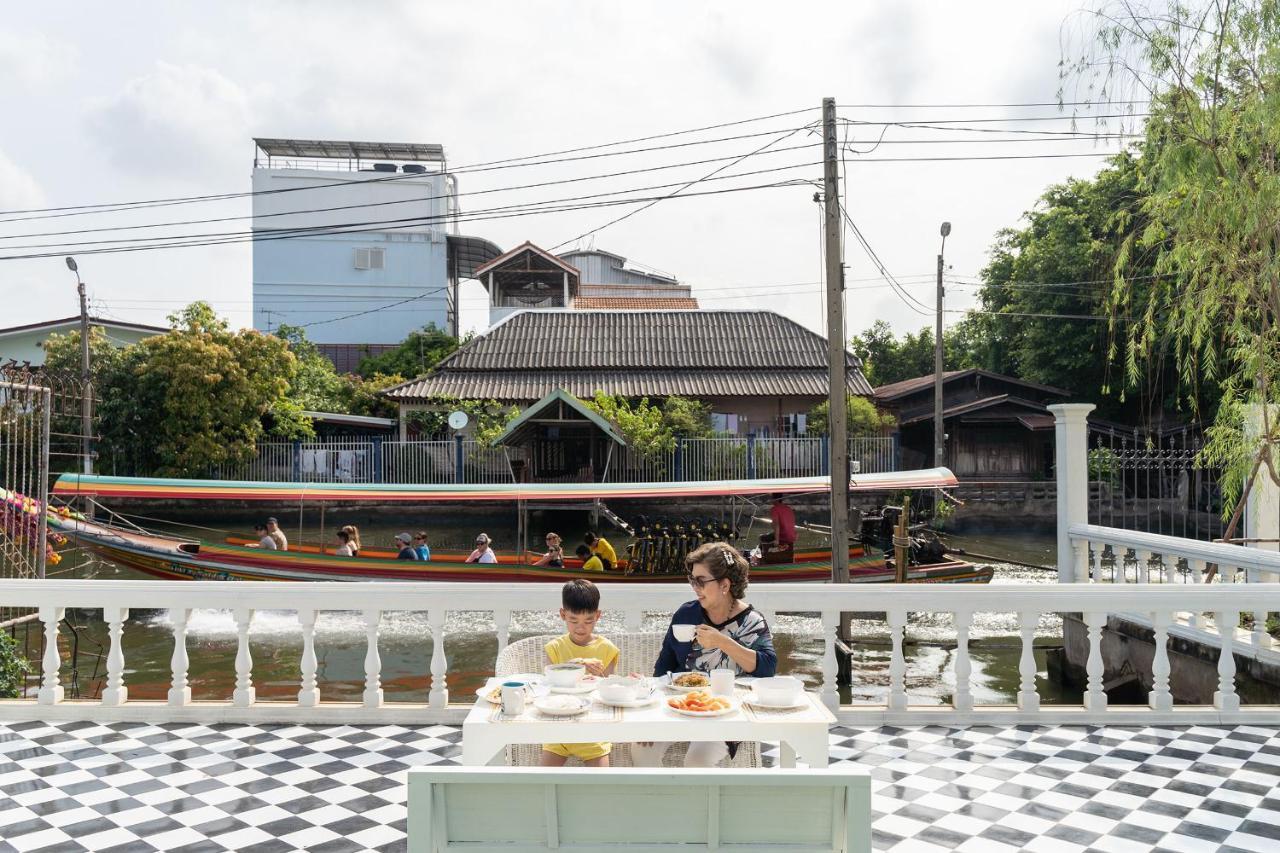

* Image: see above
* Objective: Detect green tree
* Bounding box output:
[660,396,714,438]
[585,393,674,457]
[806,395,897,437]
[1065,0,1280,524]
[850,320,986,388]
[274,324,349,413]
[0,632,30,699]
[357,324,459,379]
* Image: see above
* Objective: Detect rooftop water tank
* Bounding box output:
[372,162,397,173]
[402,164,427,174]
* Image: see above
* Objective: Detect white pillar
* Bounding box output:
[1050,403,1096,582]
[398,405,408,442]
[1244,404,1279,556]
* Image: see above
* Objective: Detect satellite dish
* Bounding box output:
[448,411,469,431]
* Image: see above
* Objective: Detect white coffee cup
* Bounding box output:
[710,669,735,696]
[672,623,697,643]
[500,681,526,715]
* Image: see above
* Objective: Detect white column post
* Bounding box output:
[886,610,907,712]
[363,609,383,709]
[37,606,64,705]
[1149,611,1172,711]
[167,608,191,706]
[429,609,449,709]
[1050,403,1095,583]
[233,608,255,707]
[820,610,839,712]
[298,609,319,707]
[952,610,973,713]
[1083,611,1107,712]
[101,607,129,706]
[1017,611,1040,712]
[1214,610,1240,711]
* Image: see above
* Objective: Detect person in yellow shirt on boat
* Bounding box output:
[575,544,604,571]
[583,531,616,570]
[542,579,618,767]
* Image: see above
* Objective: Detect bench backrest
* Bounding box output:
[407,766,871,852]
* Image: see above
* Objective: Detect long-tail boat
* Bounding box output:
[45,469,992,584]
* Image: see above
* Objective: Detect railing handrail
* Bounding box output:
[6,578,1280,611]
[1070,522,1280,572]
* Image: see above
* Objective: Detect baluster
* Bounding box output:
[363,609,383,708]
[886,609,907,712]
[101,607,128,706]
[494,608,511,660]
[168,608,191,706]
[232,608,255,707]
[37,606,64,705]
[1072,539,1090,583]
[624,608,642,634]
[952,611,973,713]
[1149,611,1172,711]
[1186,558,1204,628]
[1091,542,1104,582]
[1114,547,1127,584]
[1017,611,1039,712]
[1214,609,1239,711]
[1252,604,1269,648]
[820,610,839,712]
[1163,554,1176,585]
[297,608,319,707]
[1135,549,1149,584]
[429,609,449,709]
[1083,611,1107,712]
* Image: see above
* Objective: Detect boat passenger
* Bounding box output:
[265,517,288,551]
[334,530,354,557]
[575,544,604,572]
[395,532,420,560]
[341,525,361,557]
[632,542,776,768]
[253,523,276,550]
[466,533,497,564]
[534,532,564,567]
[583,532,616,570]
[768,494,797,547]
[414,532,431,561]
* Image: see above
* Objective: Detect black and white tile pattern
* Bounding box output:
[2,719,1279,851]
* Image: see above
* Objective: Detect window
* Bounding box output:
[354,247,385,270]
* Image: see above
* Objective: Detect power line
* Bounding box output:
[838,205,933,316]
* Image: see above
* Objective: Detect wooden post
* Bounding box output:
[894,496,910,583]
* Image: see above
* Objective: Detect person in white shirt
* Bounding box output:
[265,517,288,551]
[253,523,276,550]
[333,530,354,557]
[466,532,498,564]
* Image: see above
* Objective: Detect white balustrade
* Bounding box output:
[168,608,191,706]
[952,611,973,713]
[101,607,128,707]
[4,569,1280,726]
[298,608,319,707]
[494,608,511,660]
[233,608,255,707]
[363,609,383,709]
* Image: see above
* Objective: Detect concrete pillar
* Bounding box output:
[398,404,409,442]
[1050,403,1096,583]
[1245,404,1279,557]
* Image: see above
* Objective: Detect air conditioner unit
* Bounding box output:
[355,247,385,270]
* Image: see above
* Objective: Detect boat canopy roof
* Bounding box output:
[51,468,957,503]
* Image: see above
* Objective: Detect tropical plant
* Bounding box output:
[0,631,30,699]
[806,395,897,437]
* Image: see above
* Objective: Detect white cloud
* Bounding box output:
[87,62,251,181]
[0,30,76,85]
[0,148,46,211]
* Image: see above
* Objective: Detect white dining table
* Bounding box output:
[460,687,835,768]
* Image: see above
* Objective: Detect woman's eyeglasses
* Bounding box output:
[688,574,719,590]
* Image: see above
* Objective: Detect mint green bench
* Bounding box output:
[407,766,871,852]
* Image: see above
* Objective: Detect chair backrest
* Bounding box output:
[496,632,665,679]
[407,766,871,852]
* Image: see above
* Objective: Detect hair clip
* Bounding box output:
[722,547,734,569]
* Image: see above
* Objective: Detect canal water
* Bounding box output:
[17,509,1077,706]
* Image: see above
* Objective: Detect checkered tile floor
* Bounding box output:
[2,720,1279,852]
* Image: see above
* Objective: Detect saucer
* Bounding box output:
[594,690,659,709]
[742,691,807,710]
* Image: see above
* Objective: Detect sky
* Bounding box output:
[0,1,1138,341]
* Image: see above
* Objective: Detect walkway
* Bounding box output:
[1,720,1279,852]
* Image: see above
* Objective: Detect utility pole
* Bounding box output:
[822,97,850,591]
[933,222,951,470]
[66,257,92,476]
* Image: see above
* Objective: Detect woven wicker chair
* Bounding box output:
[494,633,761,768]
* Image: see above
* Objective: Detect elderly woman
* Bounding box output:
[631,542,776,768]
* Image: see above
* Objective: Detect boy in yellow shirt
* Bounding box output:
[541,579,618,767]
[575,544,604,571]
[584,532,617,570]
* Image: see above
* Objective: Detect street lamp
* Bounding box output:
[65,256,92,476]
[934,223,951,471]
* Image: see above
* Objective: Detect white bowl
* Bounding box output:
[753,676,803,706]
[597,675,646,704]
[544,663,585,688]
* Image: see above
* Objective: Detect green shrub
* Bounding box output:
[0,631,31,699]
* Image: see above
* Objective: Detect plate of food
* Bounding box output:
[535,694,591,717]
[665,671,712,693]
[666,690,739,717]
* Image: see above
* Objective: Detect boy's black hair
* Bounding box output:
[583,531,599,545]
[562,578,600,612]
[253,523,267,532]
[574,544,591,558]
